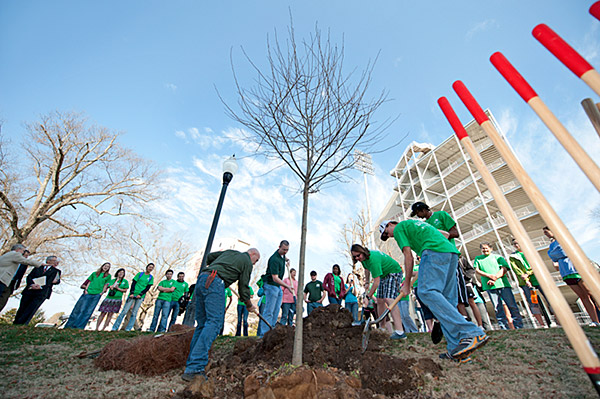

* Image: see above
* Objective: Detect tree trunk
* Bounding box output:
[292,181,310,365]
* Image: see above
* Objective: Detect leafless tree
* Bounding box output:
[339,208,370,283]
[223,22,394,365]
[0,111,160,254]
[94,220,192,330]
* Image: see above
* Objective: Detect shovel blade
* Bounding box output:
[361,321,372,353]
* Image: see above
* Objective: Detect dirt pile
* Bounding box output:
[202,305,443,398]
[94,324,194,375]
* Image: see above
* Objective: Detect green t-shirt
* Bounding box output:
[473,254,511,291]
[87,272,112,295]
[172,280,189,301]
[333,275,341,293]
[412,264,419,288]
[157,278,176,301]
[106,278,129,300]
[400,276,409,301]
[425,211,457,247]
[509,252,538,287]
[238,286,255,306]
[393,220,460,256]
[304,280,324,302]
[264,250,285,286]
[361,250,402,279]
[132,272,154,297]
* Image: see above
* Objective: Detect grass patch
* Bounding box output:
[2,325,600,398]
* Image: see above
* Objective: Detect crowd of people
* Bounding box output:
[0,200,597,382]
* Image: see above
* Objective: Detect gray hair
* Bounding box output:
[46,255,58,263]
[11,244,26,251]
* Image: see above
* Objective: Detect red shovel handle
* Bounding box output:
[452,80,489,124]
[490,52,538,102]
[438,97,468,140]
[533,24,594,77]
[591,2,600,21]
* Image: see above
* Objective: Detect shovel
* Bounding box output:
[361,291,407,353]
[230,287,273,331]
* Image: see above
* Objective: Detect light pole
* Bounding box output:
[197,155,239,276]
[354,150,375,249]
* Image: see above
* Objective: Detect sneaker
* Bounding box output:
[439,351,472,364]
[181,372,207,382]
[390,331,408,340]
[450,334,489,360]
[431,321,443,344]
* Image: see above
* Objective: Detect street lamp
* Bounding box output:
[354,150,376,249]
[197,155,239,276]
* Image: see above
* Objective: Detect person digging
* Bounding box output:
[182,248,261,382]
[380,219,488,363]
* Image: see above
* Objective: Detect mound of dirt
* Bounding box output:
[204,305,443,398]
[229,304,386,371]
[94,324,194,375]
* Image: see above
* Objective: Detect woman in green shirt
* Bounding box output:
[350,244,406,340]
[96,268,128,330]
[64,262,112,329]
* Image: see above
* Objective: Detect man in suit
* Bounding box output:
[0,249,30,312]
[0,244,45,301]
[13,255,61,325]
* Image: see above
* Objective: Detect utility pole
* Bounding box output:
[354,150,376,249]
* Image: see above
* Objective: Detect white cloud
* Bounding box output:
[164,83,177,91]
[577,23,599,64]
[506,105,600,261]
[465,19,498,41]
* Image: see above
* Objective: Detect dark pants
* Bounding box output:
[14,291,46,325]
[236,304,249,336]
[0,282,13,313]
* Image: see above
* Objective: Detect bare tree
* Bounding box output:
[95,220,192,330]
[0,111,160,254]
[224,22,392,365]
[339,208,370,283]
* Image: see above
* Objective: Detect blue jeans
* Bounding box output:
[168,301,180,330]
[280,302,295,325]
[236,304,249,336]
[487,287,523,329]
[398,300,419,333]
[307,301,322,314]
[148,299,171,332]
[345,301,359,322]
[64,293,101,329]
[328,296,342,306]
[258,283,282,336]
[418,250,485,352]
[185,273,225,374]
[112,296,144,331]
[256,300,266,336]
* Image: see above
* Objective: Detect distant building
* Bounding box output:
[375,110,585,324]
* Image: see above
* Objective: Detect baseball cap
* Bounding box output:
[410,201,429,217]
[379,220,392,241]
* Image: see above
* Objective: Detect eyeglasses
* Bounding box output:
[352,253,361,260]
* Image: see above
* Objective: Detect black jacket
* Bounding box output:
[23,266,61,299]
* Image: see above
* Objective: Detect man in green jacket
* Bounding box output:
[183,248,260,382]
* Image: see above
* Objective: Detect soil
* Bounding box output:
[176,305,442,399]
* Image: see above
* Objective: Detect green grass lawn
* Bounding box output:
[1,324,600,398]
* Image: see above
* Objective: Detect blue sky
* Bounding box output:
[1,1,599,314]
